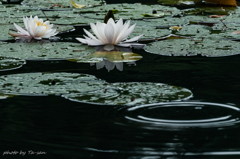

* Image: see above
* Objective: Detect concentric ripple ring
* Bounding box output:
[125,102,240,129]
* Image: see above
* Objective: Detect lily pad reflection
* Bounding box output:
[0,56,26,71]
[0,73,107,96]
[63,82,193,106]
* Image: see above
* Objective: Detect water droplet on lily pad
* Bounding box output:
[0,56,26,71]
[63,82,193,106]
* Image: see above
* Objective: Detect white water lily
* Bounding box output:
[76,18,144,50]
[10,16,58,40]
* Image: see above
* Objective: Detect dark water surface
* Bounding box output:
[1,0,240,158]
[1,49,240,159]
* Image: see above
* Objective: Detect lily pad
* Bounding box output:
[77,3,181,20]
[0,73,193,105]
[22,0,105,9]
[63,82,193,106]
[145,38,240,57]
[0,5,43,24]
[183,7,236,16]
[0,72,107,96]
[0,56,26,71]
[0,42,95,60]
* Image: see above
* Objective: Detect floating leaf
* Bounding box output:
[0,73,107,96]
[0,73,193,105]
[0,56,26,71]
[63,82,193,106]
[145,38,240,57]
[77,3,181,20]
[0,42,95,60]
[22,0,104,9]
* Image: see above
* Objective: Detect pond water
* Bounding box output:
[1,0,240,159]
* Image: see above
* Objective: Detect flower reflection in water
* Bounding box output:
[90,59,136,72]
[89,48,142,71]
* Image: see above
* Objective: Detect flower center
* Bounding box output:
[35,20,48,28]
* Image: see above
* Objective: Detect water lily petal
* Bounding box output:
[124,34,143,43]
[76,38,88,44]
[115,20,131,43]
[96,22,108,43]
[104,23,115,44]
[83,29,99,41]
[125,24,136,38]
[112,18,124,44]
[90,23,102,40]
[117,43,145,49]
[14,23,30,36]
[116,43,132,47]
[77,36,103,46]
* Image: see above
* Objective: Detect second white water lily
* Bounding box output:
[76,18,144,50]
[10,16,58,40]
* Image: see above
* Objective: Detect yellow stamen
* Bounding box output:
[34,20,48,28]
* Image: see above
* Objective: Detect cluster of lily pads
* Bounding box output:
[0,0,239,105]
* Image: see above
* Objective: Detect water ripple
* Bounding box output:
[124,102,240,130]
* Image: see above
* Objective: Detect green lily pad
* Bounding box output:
[0,56,26,71]
[77,3,181,20]
[63,82,193,106]
[0,24,14,39]
[0,5,43,24]
[0,72,107,96]
[22,0,105,9]
[145,38,240,57]
[183,7,236,16]
[0,73,193,105]
[0,42,95,60]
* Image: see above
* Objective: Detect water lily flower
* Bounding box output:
[10,16,58,40]
[76,18,144,51]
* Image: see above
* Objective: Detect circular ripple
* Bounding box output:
[125,102,240,129]
[0,56,26,71]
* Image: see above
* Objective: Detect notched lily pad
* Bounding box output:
[0,72,107,96]
[63,82,193,106]
[0,56,26,71]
